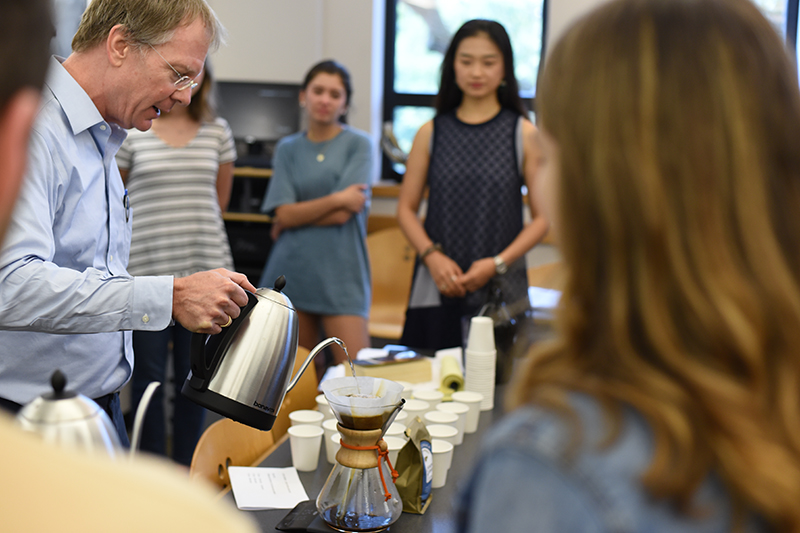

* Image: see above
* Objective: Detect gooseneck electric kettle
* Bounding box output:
[15,369,123,457]
[181,276,340,431]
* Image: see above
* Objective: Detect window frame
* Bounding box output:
[381,0,798,182]
[381,0,548,182]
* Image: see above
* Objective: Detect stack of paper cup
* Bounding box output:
[464,316,496,411]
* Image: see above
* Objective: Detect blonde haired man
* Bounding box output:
[0,0,256,445]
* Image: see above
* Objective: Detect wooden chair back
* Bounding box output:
[270,345,319,440]
[366,227,416,340]
[189,418,275,490]
[526,262,564,291]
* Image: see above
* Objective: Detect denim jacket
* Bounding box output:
[455,393,764,532]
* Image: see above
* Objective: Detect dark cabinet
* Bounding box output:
[224,168,272,285]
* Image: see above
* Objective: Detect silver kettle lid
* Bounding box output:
[15,370,122,456]
[255,275,294,309]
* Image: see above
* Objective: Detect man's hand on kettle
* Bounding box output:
[337,184,368,213]
[172,268,257,334]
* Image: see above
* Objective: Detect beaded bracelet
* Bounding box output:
[419,243,442,260]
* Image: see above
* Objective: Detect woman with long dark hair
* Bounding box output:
[397,19,548,350]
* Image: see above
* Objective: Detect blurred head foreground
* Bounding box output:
[519,0,800,528]
[0,0,52,244]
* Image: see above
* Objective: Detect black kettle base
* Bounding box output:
[181,380,277,431]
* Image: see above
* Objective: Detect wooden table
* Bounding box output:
[226,387,507,532]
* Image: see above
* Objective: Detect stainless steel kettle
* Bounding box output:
[15,369,123,457]
[181,276,339,431]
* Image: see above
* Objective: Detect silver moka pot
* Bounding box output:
[182,276,339,430]
[16,370,122,457]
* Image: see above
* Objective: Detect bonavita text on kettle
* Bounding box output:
[253,400,274,413]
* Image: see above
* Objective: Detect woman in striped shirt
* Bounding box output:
[117,61,236,465]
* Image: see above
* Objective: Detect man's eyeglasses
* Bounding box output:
[148,44,199,91]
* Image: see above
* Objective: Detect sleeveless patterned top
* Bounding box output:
[424,108,529,309]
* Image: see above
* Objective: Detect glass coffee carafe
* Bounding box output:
[316,377,405,532]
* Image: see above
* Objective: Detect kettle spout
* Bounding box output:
[286,337,345,392]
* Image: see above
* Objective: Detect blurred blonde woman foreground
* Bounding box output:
[456,0,800,531]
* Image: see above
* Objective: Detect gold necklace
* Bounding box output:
[316,140,331,162]
[310,127,341,162]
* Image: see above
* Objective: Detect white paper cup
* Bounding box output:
[325,432,341,464]
[436,402,468,445]
[466,316,495,353]
[383,436,406,465]
[426,424,458,446]
[289,409,325,427]
[322,417,339,433]
[413,389,444,409]
[395,381,414,401]
[451,391,483,433]
[288,425,323,472]
[385,422,407,441]
[322,418,340,459]
[394,411,409,424]
[316,394,334,420]
[403,399,430,421]
[430,439,454,488]
[423,410,464,442]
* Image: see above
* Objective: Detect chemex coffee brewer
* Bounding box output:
[316,376,405,532]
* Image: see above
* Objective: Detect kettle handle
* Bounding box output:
[188,291,260,391]
[287,337,344,392]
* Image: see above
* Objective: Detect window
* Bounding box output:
[749,0,799,83]
[382,0,547,180]
[752,0,792,38]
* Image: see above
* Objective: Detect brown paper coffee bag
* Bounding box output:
[393,416,433,514]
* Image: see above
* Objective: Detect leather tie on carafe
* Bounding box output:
[336,425,398,502]
[339,438,398,502]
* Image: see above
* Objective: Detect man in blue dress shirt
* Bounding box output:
[0,0,257,445]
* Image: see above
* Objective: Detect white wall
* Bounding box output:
[207,0,383,180]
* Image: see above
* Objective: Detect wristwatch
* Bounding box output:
[493,255,508,275]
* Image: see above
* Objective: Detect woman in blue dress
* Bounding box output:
[259,60,372,374]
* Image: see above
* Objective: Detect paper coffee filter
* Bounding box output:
[321,376,403,418]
